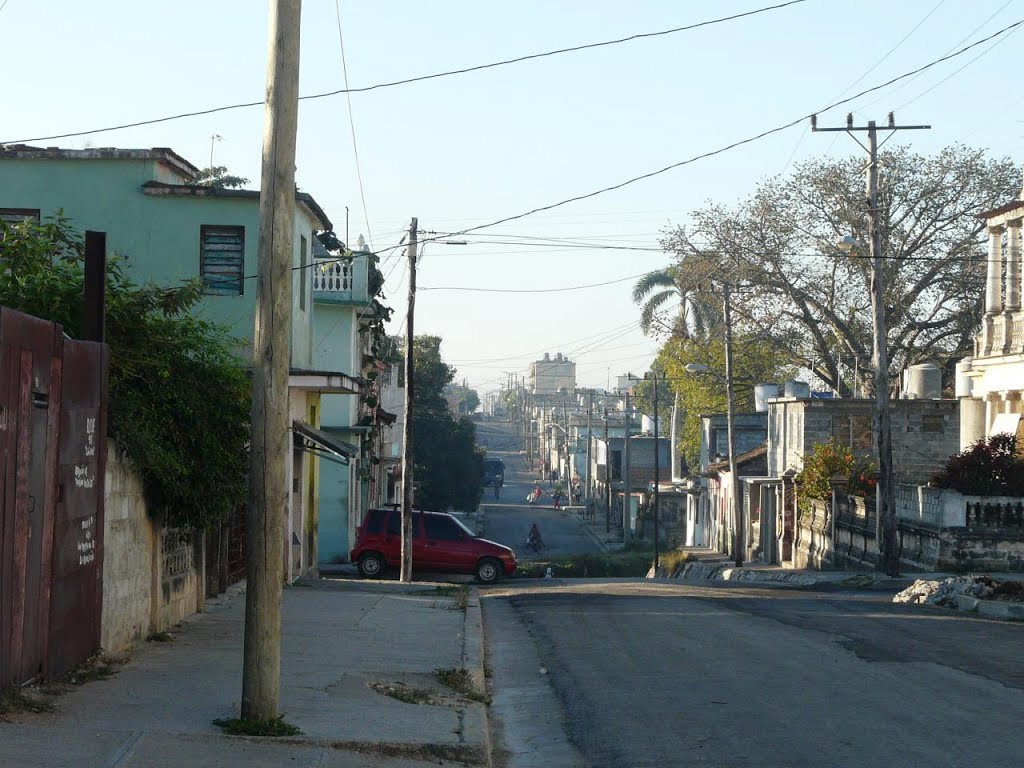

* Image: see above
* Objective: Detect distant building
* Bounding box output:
[529,352,576,394]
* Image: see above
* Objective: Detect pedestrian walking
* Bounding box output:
[552,488,563,510]
[494,474,503,500]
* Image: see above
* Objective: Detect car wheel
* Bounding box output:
[476,557,502,584]
[358,552,385,579]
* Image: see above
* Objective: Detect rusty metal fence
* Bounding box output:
[0,308,107,688]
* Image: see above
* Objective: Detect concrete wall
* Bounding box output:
[768,398,959,483]
[101,441,203,654]
[101,443,156,654]
[793,487,1024,572]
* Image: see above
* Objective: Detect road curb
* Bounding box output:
[953,593,1024,620]
[462,587,493,766]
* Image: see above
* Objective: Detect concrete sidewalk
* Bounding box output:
[0,579,490,767]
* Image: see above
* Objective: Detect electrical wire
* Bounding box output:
[1,0,811,146]
[334,0,374,253]
[405,18,1024,250]
[419,269,659,294]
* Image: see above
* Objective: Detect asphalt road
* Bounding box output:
[483,580,1024,768]
[475,419,601,560]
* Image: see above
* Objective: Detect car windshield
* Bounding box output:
[450,515,475,538]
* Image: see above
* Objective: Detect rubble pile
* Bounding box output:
[893,576,994,607]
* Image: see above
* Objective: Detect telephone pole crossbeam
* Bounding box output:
[811,112,930,577]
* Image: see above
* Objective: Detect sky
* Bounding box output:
[3,0,1023,402]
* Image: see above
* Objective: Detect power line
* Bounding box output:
[419,269,659,294]
[1,0,811,146]
[415,18,1024,247]
[334,0,374,252]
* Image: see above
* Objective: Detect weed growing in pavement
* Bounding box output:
[0,687,55,719]
[212,716,302,737]
[63,653,125,686]
[436,667,490,704]
[146,631,175,642]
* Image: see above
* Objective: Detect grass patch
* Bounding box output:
[416,585,470,610]
[212,716,302,737]
[436,667,489,704]
[658,549,697,576]
[146,631,175,643]
[516,549,656,578]
[329,741,487,766]
[0,687,55,719]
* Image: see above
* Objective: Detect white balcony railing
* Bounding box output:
[313,259,352,293]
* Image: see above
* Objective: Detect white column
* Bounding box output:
[1006,221,1021,311]
[987,225,1004,315]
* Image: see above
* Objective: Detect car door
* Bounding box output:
[380,509,402,564]
[423,514,475,573]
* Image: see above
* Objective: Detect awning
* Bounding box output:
[289,368,362,394]
[293,420,359,464]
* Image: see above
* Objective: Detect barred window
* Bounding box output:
[0,208,40,226]
[200,225,244,295]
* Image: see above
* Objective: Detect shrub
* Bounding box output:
[930,434,1024,496]
[796,439,876,504]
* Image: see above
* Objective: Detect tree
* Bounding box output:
[653,334,795,470]
[411,336,484,511]
[661,145,1020,394]
[444,382,480,416]
[0,214,250,529]
[191,165,251,189]
[632,262,718,340]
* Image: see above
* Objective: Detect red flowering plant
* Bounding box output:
[796,439,877,505]
[930,434,1024,496]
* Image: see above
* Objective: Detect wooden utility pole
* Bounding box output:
[242,0,301,723]
[812,112,930,577]
[400,217,418,583]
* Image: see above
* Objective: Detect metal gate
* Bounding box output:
[0,308,108,688]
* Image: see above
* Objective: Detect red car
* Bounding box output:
[350,507,517,584]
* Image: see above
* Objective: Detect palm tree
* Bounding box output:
[633,263,717,339]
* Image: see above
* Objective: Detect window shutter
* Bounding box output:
[201,225,245,295]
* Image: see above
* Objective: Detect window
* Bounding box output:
[424,515,464,541]
[365,509,386,534]
[299,235,308,311]
[0,208,40,226]
[200,225,244,295]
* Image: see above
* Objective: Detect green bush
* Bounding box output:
[796,439,876,504]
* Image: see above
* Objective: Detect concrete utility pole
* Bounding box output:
[585,391,593,502]
[400,217,418,584]
[650,372,660,571]
[723,285,742,569]
[603,407,611,533]
[242,0,301,723]
[622,390,632,545]
[812,112,930,577]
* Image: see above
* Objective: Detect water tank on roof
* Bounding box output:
[641,415,655,434]
[754,384,780,412]
[543,352,550,361]
[954,358,974,398]
[784,380,810,398]
[903,363,941,399]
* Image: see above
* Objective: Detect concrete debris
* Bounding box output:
[893,576,994,607]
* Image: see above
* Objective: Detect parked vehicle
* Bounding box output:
[481,457,505,487]
[350,508,517,584]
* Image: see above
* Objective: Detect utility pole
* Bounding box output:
[651,372,660,572]
[603,407,611,533]
[812,112,930,577]
[400,217,418,583]
[622,390,632,545]
[242,0,301,723]
[723,285,742,569]
[585,391,593,502]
